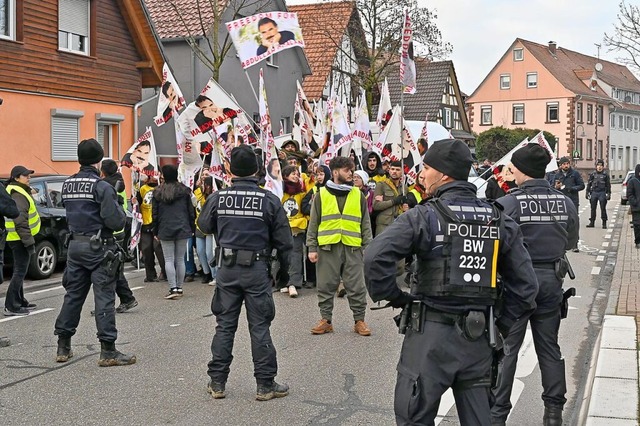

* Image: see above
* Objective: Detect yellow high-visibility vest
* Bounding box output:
[317,187,362,247]
[5,184,41,241]
[409,187,423,204]
[139,184,154,225]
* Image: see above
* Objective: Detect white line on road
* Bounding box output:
[596,256,605,262]
[591,267,601,275]
[435,389,455,424]
[28,286,64,295]
[129,286,145,291]
[602,242,610,247]
[515,329,537,378]
[0,308,54,323]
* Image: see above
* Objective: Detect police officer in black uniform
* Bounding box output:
[491,144,578,426]
[364,139,538,426]
[54,139,135,367]
[586,159,611,229]
[197,144,293,401]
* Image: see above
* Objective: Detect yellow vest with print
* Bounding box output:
[139,184,154,225]
[282,189,308,231]
[5,184,41,241]
[317,186,362,247]
[194,187,209,234]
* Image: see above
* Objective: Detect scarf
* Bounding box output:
[284,180,304,195]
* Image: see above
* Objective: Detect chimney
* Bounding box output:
[548,41,557,54]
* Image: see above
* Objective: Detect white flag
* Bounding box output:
[259,68,283,199]
[376,78,392,131]
[400,11,416,95]
[154,63,185,126]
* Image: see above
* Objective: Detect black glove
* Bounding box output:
[388,291,415,309]
[586,193,591,200]
[26,245,36,256]
[606,193,611,201]
[393,195,407,206]
[495,316,513,339]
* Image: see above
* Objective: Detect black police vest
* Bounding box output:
[413,199,501,301]
[508,187,569,262]
[590,172,607,191]
[216,186,271,252]
[62,172,103,234]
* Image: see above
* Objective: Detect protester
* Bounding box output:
[137,174,167,282]
[353,170,373,214]
[373,161,409,236]
[0,180,19,285]
[547,157,584,252]
[626,164,640,249]
[3,165,40,316]
[586,159,611,229]
[491,143,578,426]
[306,156,373,336]
[194,172,217,285]
[363,139,538,425]
[152,164,196,299]
[363,151,386,190]
[485,164,517,201]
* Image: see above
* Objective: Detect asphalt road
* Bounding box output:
[0,193,622,426]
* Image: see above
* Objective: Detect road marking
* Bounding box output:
[596,256,605,262]
[28,286,64,295]
[0,308,54,323]
[506,379,525,423]
[130,286,145,291]
[602,242,610,247]
[604,234,611,239]
[435,389,455,424]
[591,267,601,275]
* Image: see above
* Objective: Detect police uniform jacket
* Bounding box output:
[586,170,611,195]
[627,165,640,213]
[364,181,538,329]
[62,166,125,237]
[197,177,293,263]
[547,167,584,207]
[0,182,20,232]
[496,179,578,309]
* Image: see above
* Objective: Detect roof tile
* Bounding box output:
[144,0,226,39]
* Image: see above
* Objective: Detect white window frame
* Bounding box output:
[626,115,633,130]
[526,72,537,88]
[500,74,511,90]
[610,113,615,128]
[279,116,290,134]
[0,0,15,40]
[58,0,90,55]
[546,102,559,123]
[596,105,603,126]
[51,109,84,161]
[266,53,278,68]
[619,115,624,128]
[513,48,524,61]
[95,113,124,159]
[480,106,492,125]
[443,107,452,128]
[635,117,639,131]
[577,103,583,123]
[512,104,525,124]
[586,104,593,124]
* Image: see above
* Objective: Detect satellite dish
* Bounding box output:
[595,63,603,72]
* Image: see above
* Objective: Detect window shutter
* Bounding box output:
[59,0,89,36]
[52,116,79,160]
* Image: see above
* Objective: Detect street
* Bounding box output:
[0,193,624,426]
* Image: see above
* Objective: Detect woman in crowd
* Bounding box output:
[194,171,217,285]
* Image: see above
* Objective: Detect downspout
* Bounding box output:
[133,93,159,145]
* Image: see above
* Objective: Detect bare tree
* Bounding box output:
[604,1,640,73]
[165,0,271,81]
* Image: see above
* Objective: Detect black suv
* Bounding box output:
[2,174,70,279]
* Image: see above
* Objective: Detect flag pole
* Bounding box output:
[244,70,259,104]
[400,92,406,196]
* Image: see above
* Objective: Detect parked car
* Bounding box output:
[2,174,70,279]
[621,170,635,205]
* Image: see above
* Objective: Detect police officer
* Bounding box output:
[54,139,135,366]
[197,144,293,401]
[490,144,579,426]
[547,157,584,252]
[586,159,611,229]
[364,139,538,426]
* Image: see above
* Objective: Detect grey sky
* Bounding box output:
[287,0,626,94]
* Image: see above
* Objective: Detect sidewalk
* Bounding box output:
[584,205,639,425]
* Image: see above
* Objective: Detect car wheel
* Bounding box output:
[28,240,57,280]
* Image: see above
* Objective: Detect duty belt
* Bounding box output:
[221,249,271,262]
[532,261,556,270]
[71,234,116,245]
[424,309,462,325]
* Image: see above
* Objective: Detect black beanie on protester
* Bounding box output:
[421,139,473,181]
[511,143,551,178]
[78,138,104,166]
[230,144,258,177]
[161,164,178,183]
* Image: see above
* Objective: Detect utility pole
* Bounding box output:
[595,43,601,59]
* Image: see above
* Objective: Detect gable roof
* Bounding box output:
[118,0,166,87]
[289,1,358,99]
[144,0,227,39]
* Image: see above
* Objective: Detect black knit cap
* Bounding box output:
[596,159,604,166]
[230,144,258,177]
[77,138,104,166]
[422,139,473,181]
[558,156,570,165]
[101,159,118,176]
[161,164,178,183]
[511,143,551,178]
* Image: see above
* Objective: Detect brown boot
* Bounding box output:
[311,319,333,334]
[354,320,371,336]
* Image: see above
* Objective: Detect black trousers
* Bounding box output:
[492,268,567,422]
[395,315,493,425]
[589,191,608,222]
[140,230,165,280]
[632,211,640,245]
[54,240,118,342]
[207,261,277,385]
[114,236,135,304]
[5,241,31,311]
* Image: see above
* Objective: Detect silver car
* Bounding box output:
[621,170,635,205]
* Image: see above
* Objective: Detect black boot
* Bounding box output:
[602,219,607,229]
[586,220,595,228]
[256,380,289,401]
[56,337,73,363]
[543,405,563,426]
[98,341,136,367]
[201,273,213,284]
[207,380,226,399]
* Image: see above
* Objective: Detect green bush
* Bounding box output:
[475,127,557,162]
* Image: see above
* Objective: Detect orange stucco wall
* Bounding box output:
[0,90,136,178]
